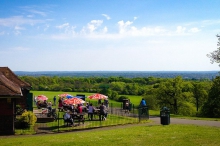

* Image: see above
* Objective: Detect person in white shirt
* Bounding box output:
[63,110,73,126]
[88,103,94,120]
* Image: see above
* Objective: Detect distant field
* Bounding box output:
[31,91,143,106]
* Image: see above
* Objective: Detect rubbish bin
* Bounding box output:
[122,99,129,110]
[160,107,170,125]
[129,103,132,111]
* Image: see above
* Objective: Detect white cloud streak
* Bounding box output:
[102,14,111,20]
[0,16,44,27]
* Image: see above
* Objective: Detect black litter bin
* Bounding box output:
[160,107,170,125]
[122,99,130,110]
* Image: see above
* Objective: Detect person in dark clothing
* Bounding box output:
[99,103,106,121]
[53,96,56,106]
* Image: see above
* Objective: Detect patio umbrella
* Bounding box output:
[66,94,74,99]
[88,93,108,100]
[36,95,48,101]
[58,93,72,98]
[63,97,85,105]
[58,93,69,97]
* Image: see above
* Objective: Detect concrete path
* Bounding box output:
[149,116,220,127]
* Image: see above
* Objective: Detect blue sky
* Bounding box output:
[0,0,220,71]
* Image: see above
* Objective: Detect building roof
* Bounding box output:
[0,67,31,88]
[0,67,31,97]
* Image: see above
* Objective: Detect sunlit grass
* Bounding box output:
[3,124,220,146]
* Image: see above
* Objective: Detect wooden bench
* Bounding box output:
[36,117,55,123]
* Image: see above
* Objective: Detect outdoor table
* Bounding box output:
[93,109,100,119]
[70,112,85,124]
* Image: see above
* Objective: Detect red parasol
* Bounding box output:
[36,95,48,101]
[63,97,85,105]
[58,93,70,97]
[88,93,108,100]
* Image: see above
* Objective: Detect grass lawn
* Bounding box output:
[2,124,220,146]
[31,91,143,106]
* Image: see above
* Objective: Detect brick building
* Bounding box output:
[0,67,32,135]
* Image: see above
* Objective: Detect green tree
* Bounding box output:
[207,34,220,66]
[201,76,220,118]
[156,76,184,114]
[192,82,208,112]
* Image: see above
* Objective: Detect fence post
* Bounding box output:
[138,106,141,122]
[111,103,113,114]
[132,104,134,114]
[58,112,59,132]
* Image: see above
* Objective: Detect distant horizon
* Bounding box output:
[14,70,219,72]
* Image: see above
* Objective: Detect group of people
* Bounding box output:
[86,102,108,121]
[63,104,84,126]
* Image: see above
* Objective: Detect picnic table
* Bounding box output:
[70,112,86,124]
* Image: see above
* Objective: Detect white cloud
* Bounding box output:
[56,23,69,29]
[20,6,48,17]
[118,20,133,34]
[0,16,44,27]
[44,24,50,31]
[117,20,167,36]
[13,26,25,35]
[27,15,34,18]
[49,19,211,41]
[102,14,111,20]
[134,17,137,20]
[87,20,103,33]
[189,27,200,33]
[28,9,47,17]
[176,26,186,34]
[103,26,108,33]
[14,26,25,30]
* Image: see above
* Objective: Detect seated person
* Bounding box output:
[77,104,83,114]
[47,101,52,112]
[63,110,73,126]
[43,100,48,107]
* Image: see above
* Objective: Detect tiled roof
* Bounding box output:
[0,67,31,88]
[0,67,31,97]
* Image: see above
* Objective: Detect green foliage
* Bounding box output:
[20,75,213,117]
[178,102,197,116]
[62,88,72,92]
[18,110,37,125]
[156,76,184,114]
[117,95,129,102]
[143,95,159,110]
[201,76,220,118]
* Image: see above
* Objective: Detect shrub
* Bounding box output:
[16,110,37,128]
[144,95,159,110]
[178,102,196,116]
[118,96,129,102]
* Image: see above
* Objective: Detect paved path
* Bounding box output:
[149,116,220,127]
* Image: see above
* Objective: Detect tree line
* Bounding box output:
[19,75,220,118]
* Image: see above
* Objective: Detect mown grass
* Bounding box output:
[46,113,142,132]
[2,124,220,146]
[31,91,143,106]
